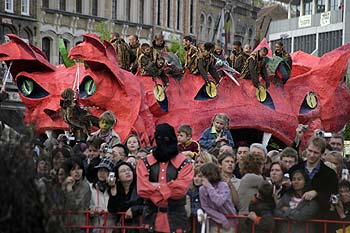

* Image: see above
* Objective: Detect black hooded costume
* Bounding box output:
[136,123,194,232]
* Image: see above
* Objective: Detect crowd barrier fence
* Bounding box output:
[60,210,350,233]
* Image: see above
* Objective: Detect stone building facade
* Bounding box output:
[0,0,259,129]
[197,0,260,50]
[0,0,37,130]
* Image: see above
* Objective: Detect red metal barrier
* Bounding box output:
[59,211,350,233]
[60,210,143,232]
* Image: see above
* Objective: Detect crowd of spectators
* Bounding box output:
[1,110,350,233]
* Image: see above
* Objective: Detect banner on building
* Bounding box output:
[215,9,225,47]
[320,11,331,27]
[298,15,312,28]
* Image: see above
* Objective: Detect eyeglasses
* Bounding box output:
[119,168,132,173]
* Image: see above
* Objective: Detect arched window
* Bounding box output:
[199,14,205,40]
[42,37,51,62]
[20,27,32,43]
[207,16,213,41]
[2,25,16,43]
[189,0,195,34]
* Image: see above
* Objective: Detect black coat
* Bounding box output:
[107,182,144,233]
[289,161,338,213]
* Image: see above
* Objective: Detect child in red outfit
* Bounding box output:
[177,124,200,159]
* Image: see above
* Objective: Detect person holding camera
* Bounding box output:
[275,169,320,233]
[336,180,350,219]
[327,180,350,232]
[89,158,115,233]
[269,162,290,204]
[289,136,338,225]
[107,162,144,233]
[291,124,309,152]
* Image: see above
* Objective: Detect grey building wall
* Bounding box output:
[267,8,345,56]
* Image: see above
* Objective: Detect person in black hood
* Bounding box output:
[152,123,179,162]
[136,123,194,232]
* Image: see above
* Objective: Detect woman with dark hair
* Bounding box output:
[107,162,143,232]
[199,162,236,233]
[63,156,91,233]
[275,169,319,233]
[89,158,115,233]
[51,166,67,208]
[50,147,70,178]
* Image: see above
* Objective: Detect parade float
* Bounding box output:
[0,34,349,148]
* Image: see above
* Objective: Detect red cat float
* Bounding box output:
[0,34,349,148]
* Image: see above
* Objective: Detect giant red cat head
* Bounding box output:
[0,34,349,148]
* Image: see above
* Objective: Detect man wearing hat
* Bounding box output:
[137,123,194,232]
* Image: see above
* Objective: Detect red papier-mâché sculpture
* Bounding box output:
[0,34,349,148]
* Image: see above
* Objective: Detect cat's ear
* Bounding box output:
[69,34,124,87]
[0,34,55,78]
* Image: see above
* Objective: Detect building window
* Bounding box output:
[139,0,144,23]
[304,2,312,15]
[234,6,247,16]
[92,0,98,16]
[330,0,339,10]
[189,0,194,34]
[317,0,325,12]
[176,0,181,30]
[112,0,117,19]
[126,0,131,21]
[42,37,51,62]
[76,0,82,13]
[42,0,49,8]
[5,0,14,13]
[199,13,205,40]
[167,0,171,28]
[21,0,29,15]
[157,0,162,25]
[207,16,212,39]
[59,0,66,11]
